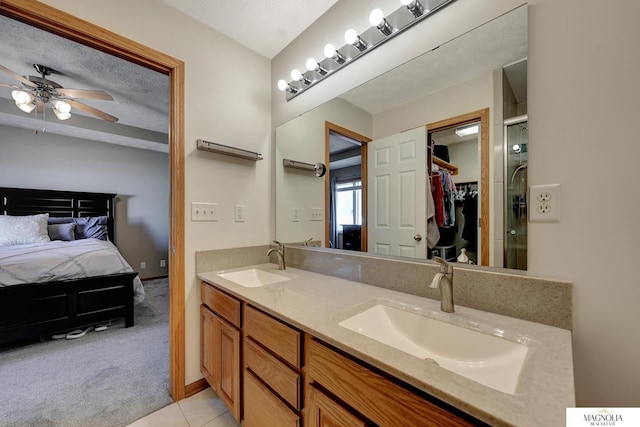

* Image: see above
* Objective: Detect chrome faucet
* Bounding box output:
[429,256,454,313]
[266,240,286,270]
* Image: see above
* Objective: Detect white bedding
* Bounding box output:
[0,238,144,303]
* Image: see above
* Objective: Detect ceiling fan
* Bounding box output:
[0,63,118,123]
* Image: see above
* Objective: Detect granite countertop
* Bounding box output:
[198,263,575,427]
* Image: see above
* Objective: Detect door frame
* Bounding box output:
[427,108,490,266]
[324,122,371,252]
[1,0,186,400]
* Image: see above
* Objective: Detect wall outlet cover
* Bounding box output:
[529,184,560,222]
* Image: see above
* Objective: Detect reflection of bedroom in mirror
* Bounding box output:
[325,122,370,251]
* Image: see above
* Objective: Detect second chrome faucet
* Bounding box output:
[266,240,286,270]
[430,256,454,313]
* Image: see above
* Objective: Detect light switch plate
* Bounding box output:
[191,202,218,221]
[234,205,245,222]
[309,207,323,221]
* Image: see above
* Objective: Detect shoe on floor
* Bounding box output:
[95,321,111,332]
[66,326,93,340]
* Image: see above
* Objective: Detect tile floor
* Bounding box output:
[126,387,239,427]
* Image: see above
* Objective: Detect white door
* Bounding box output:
[367,126,427,258]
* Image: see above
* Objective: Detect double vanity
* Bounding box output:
[197,247,574,426]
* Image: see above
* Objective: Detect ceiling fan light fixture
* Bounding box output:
[53,100,72,114]
[16,101,36,113]
[53,108,71,120]
[12,90,34,105]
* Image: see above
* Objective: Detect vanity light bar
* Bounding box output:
[278,0,456,101]
[197,139,263,161]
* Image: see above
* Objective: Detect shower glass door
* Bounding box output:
[504,116,528,270]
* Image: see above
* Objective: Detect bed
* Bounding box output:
[0,187,142,346]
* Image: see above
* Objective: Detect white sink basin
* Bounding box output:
[338,304,528,394]
[218,268,291,288]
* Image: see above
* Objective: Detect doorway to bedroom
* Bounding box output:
[0,0,185,421]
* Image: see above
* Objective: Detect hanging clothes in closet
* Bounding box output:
[431,170,456,227]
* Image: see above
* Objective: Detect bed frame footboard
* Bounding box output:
[0,272,138,346]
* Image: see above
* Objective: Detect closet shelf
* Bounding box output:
[197,139,263,161]
[433,156,458,175]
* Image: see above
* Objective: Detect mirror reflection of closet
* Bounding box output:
[428,122,481,264]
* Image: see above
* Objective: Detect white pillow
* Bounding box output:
[0,214,51,246]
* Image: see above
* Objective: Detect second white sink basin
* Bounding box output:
[338,304,528,394]
[219,268,290,287]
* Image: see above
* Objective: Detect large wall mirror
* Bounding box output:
[276,5,528,270]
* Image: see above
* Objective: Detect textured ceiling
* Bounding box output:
[0,14,170,152]
[158,0,339,59]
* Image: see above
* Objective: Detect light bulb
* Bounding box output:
[16,101,36,113]
[12,90,33,104]
[306,58,318,72]
[277,79,288,91]
[54,100,71,114]
[324,44,336,58]
[400,0,414,5]
[291,69,302,81]
[369,9,384,27]
[345,29,358,45]
[53,108,71,120]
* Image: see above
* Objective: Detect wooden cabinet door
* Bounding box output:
[201,304,241,422]
[214,314,241,422]
[200,305,217,387]
[307,385,367,427]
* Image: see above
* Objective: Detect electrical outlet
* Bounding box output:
[234,205,245,222]
[191,202,218,221]
[140,261,146,269]
[160,259,166,268]
[529,184,560,222]
[309,207,324,221]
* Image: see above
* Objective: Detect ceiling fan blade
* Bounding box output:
[56,88,114,101]
[0,82,21,89]
[0,64,37,88]
[66,99,119,123]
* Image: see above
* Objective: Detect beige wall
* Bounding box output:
[0,125,169,279]
[40,0,273,385]
[273,0,640,407]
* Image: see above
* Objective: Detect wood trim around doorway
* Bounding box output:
[325,122,371,252]
[1,0,186,401]
[427,108,490,266]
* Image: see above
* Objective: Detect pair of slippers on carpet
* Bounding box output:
[52,321,111,340]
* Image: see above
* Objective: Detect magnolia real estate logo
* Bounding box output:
[566,408,640,426]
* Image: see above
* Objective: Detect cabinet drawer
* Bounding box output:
[201,282,240,328]
[305,336,476,427]
[244,337,301,409]
[307,384,367,427]
[244,370,300,427]
[244,304,301,368]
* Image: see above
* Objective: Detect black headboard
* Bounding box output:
[0,187,117,242]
